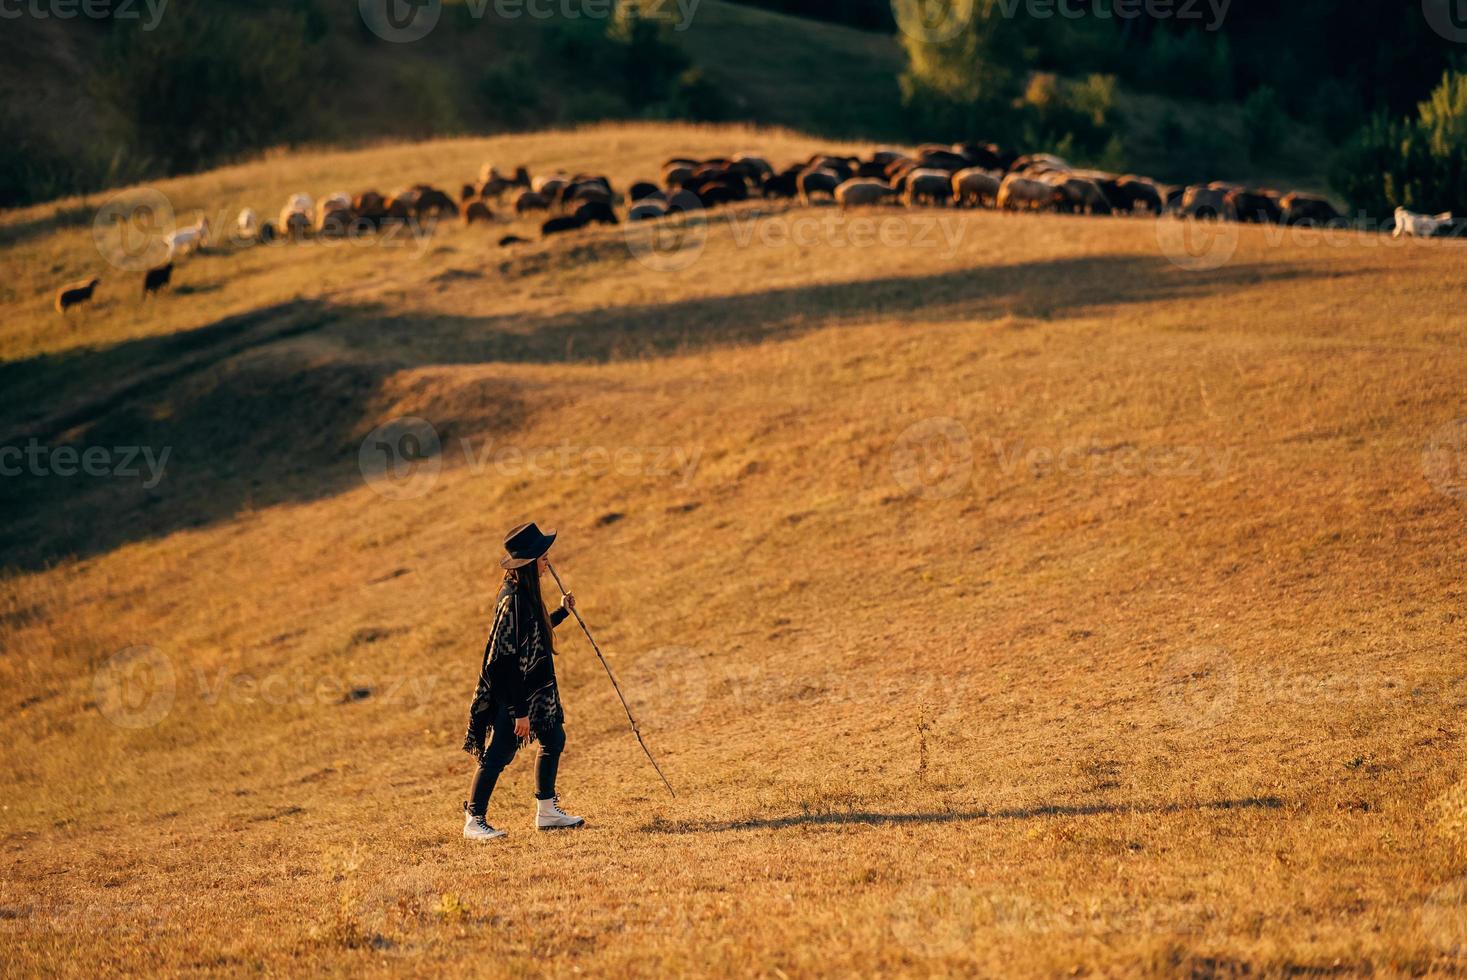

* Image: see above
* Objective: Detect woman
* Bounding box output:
[461,522,585,840]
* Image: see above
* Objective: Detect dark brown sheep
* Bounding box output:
[55,278,99,315]
[142,263,173,299]
[463,200,494,225]
[542,214,587,237]
[515,191,550,214]
[1225,189,1284,224]
[761,171,800,199]
[1112,176,1164,215]
[1280,193,1342,226]
[798,169,841,206]
[573,201,618,226]
[1050,177,1113,215]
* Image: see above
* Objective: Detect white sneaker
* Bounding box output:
[463,803,507,841]
[536,795,585,830]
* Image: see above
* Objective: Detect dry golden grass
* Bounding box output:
[2,122,1467,978]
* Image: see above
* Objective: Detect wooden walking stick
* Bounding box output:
[546,561,677,798]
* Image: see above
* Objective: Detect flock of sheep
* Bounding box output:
[53,138,1459,316]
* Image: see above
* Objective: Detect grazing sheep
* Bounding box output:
[165,216,210,258]
[628,201,668,222]
[237,208,259,242]
[807,156,855,183]
[835,178,896,210]
[1393,207,1455,238]
[914,149,968,174]
[413,186,459,220]
[574,201,618,226]
[1048,176,1114,215]
[995,174,1054,212]
[463,200,494,225]
[280,194,313,240]
[956,142,1013,171]
[1011,153,1070,174]
[260,221,278,243]
[951,168,1002,208]
[732,154,774,184]
[666,190,704,215]
[761,170,800,199]
[629,181,661,201]
[1111,176,1164,215]
[1280,193,1342,227]
[1225,189,1284,224]
[903,169,953,207]
[695,178,747,208]
[869,148,908,169]
[1180,185,1229,220]
[532,175,568,199]
[316,193,355,238]
[541,214,587,237]
[354,191,389,228]
[461,183,477,203]
[663,165,695,189]
[477,165,531,199]
[798,168,841,206]
[515,191,550,214]
[568,184,613,208]
[55,278,99,315]
[386,186,458,223]
[142,262,173,299]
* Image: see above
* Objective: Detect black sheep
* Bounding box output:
[573,201,618,226]
[541,214,587,237]
[142,262,173,299]
[55,278,99,315]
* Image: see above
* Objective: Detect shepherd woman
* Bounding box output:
[461,522,585,840]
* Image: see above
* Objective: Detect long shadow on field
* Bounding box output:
[642,796,1284,834]
[0,300,534,571]
[313,254,1327,366]
[0,253,1324,570]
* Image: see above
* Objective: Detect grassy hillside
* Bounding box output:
[4,123,1466,976]
[0,0,1336,208]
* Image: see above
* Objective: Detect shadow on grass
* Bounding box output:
[311,254,1330,366]
[0,253,1328,571]
[641,796,1286,834]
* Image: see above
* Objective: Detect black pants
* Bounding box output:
[468,702,566,816]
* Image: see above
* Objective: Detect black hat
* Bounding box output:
[500,522,556,569]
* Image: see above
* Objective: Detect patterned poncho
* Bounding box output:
[462,579,566,757]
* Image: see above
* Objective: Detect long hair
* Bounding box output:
[505,563,554,652]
